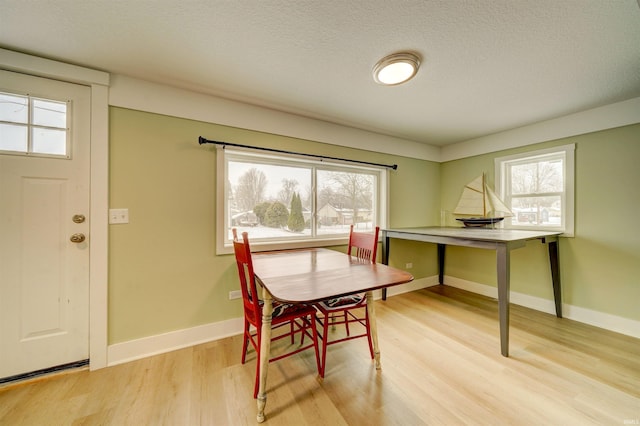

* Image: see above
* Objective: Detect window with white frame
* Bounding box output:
[0,91,69,158]
[495,144,574,236]
[217,148,388,253]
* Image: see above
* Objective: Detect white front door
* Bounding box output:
[0,70,91,378]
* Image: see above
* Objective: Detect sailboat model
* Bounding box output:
[453,173,513,227]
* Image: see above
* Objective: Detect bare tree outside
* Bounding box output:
[301,184,312,211]
[511,161,562,195]
[234,167,267,212]
[277,178,299,206]
[319,171,373,225]
[317,185,337,209]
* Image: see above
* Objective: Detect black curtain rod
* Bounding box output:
[198,136,398,170]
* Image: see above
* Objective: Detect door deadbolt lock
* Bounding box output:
[70,233,86,243]
[72,214,86,223]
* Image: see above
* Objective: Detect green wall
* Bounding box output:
[109,107,639,345]
[440,124,640,320]
[108,107,440,344]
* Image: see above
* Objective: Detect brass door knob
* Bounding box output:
[70,233,86,243]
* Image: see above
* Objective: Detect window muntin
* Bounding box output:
[219,149,385,252]
[495,144,574,235]
[0,92,69,158]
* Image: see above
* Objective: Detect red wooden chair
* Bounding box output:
[232,229,321,397]
[314,225,380,378]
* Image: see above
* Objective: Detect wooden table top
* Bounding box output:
[383,226,561,243]
[252,248,414,303]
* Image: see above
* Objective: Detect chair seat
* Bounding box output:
[267,300,317,321]
[317,293,365,311]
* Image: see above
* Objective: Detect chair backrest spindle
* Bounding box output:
[347,224,380,263]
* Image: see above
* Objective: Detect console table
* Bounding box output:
[380,227,562,357]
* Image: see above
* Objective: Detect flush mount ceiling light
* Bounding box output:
[372,52,421,85]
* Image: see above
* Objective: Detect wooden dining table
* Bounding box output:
[250,247,414,423]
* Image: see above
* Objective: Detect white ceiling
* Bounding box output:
[1,0,639,147]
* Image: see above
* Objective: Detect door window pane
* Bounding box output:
[0,92,68,157]
[32,128,67,155]
[33,98,67,128]
[0,123,28,152]
[0,93,28,123]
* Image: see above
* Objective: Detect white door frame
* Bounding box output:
[0,48,110,370]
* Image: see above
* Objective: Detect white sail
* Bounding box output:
[453,174,486,216]
[453,174,513,218]
[484,185,513,218]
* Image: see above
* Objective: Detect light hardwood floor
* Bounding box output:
[1,286,639,425]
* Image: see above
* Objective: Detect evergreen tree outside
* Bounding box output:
[287,192,305,232]
[264,201,289,228]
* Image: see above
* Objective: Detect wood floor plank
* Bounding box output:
[1,285,638,425]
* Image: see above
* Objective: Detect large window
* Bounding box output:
[217,148,387,253]
[495,144,574,236]
[0,91,69,158]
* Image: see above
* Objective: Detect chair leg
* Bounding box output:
[241,320,250,364]
[310,313,322,377]
[365,309,374,359]
[320,312,330,378]
[344,311,350,336]
[253,332,262,398]
[300,317,310,346]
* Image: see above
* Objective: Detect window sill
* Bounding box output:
[217,236,350,256]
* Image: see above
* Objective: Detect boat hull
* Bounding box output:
[456,217,505,227]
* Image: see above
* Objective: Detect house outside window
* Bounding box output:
[217,148,387,253]
[495,144,575,236]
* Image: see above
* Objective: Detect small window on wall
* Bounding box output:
[0,91,69,158]
[495,144,575,236]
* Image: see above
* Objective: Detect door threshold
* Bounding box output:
[0,359,89,388]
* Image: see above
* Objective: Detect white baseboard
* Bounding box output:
[444,275,640,339]
[106,277,434,367]
[107,317,244,367]
[106,275,637,367]
[382,276,438,298]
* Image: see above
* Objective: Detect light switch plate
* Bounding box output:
[109,208,129,224]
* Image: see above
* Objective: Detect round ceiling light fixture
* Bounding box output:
[372,52,421,85]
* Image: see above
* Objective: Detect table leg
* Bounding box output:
[496,245,511,357]
[256,289,274,423]
[548,240,563,318]
[437,243,446,285]
[382,233,390,300]
[366,290,381,369]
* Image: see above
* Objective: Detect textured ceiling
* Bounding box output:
[1,0,639,146]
